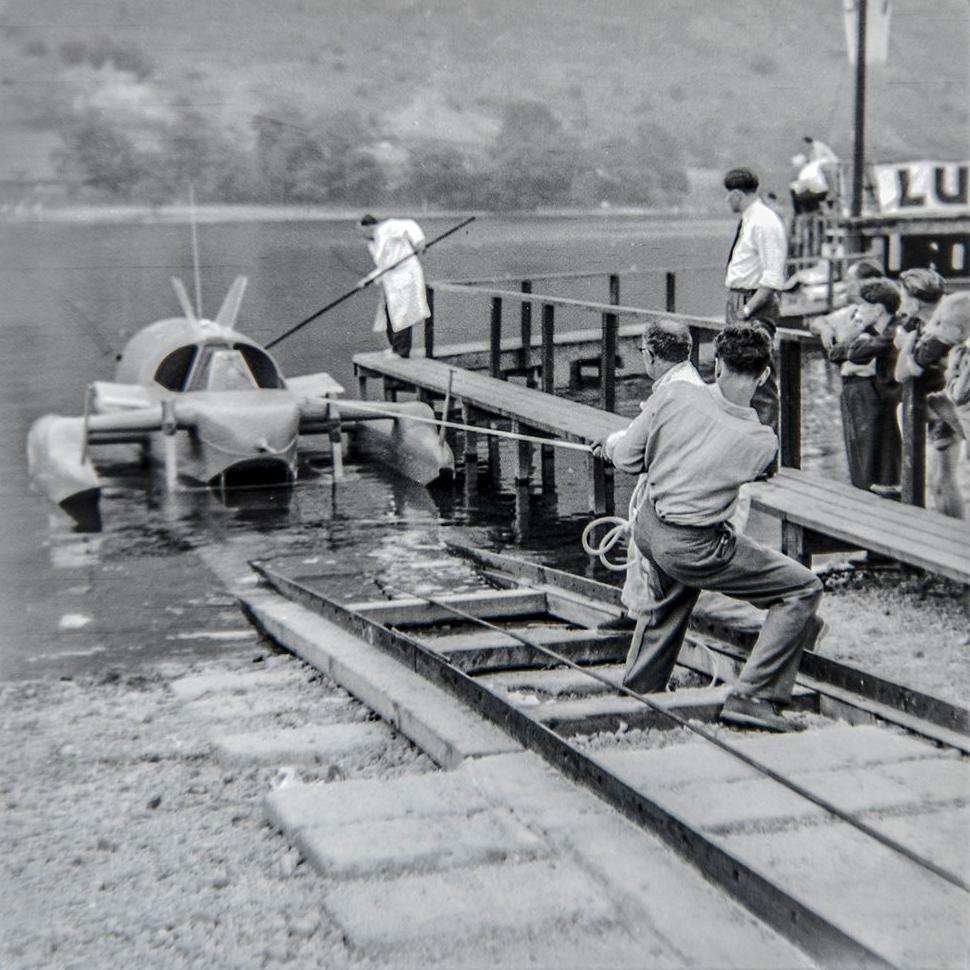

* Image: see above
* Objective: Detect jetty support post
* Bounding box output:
[666,272,676,313]
[461,401,479,496]
[512,419,533,486]
[161,397,178,491]
[520,281,533,380]
[424,286,435,360]
[490,297,503,379]
[600,308,618,412]
[540,302,556,490]
[600,274,620,412]
[540,303,555,394]
[778,339,802,469]
[487,420,501,485]
[900,381,927,507]
[327,402,344,481]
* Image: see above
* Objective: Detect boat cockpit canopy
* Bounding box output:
[154,342,285,392]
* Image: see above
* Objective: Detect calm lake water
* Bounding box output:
[0,213,843,681]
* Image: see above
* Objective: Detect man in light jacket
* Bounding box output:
[358,214,429,358]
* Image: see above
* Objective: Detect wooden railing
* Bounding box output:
[423,269,932,506]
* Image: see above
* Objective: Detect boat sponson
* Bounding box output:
[350,400,454,486]
[26,414,101,506]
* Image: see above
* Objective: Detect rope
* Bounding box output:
[339,399,593,453]
[581,516,631,571]
[384,584,970,895]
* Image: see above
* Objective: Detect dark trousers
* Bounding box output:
[384,310,413,358]
[840,376,901,490]
[725,289,779,431]
[626,500,823,703]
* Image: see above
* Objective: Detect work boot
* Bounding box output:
[720,694,801,733]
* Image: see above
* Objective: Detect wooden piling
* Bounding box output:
[541,303,555,394]
[490,297,503,379]
[901,380,926,507]
[512,419,533,484]
[778,342,802,469]
[520,280,533,375]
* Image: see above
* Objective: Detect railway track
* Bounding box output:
[248,545,970,970]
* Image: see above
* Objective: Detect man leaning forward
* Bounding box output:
[596,324,823,732]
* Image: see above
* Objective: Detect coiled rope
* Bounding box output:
[580,478,725,689]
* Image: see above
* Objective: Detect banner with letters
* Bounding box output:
[873,161,970,215]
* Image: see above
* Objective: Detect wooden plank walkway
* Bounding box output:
[751,469,970,583]
[352,351,970,584]
[354,350,624,445]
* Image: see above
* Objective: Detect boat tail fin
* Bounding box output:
[171,277,198,322]
[215,275,248,330]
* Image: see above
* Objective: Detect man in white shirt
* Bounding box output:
[358,214,430,358]
[723,166,788,432]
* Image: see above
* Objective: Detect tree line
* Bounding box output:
[54,99,690,211]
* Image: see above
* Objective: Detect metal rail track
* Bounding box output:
[449,543,970,749]
[248,556,970,969]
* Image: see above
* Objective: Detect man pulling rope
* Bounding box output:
[593,320,824,733]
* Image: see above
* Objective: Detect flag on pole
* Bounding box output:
[843,0,892,66]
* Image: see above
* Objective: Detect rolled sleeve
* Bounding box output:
[610,406,655,473]
[756,222,786,290]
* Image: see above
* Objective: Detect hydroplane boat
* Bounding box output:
[27,276,453,527]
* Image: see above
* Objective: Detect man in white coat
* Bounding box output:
[358,214,429,358]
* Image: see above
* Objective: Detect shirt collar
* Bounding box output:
[654,360,695,389]
[708,381,760,420]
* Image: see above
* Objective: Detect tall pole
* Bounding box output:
[850,0,867,220]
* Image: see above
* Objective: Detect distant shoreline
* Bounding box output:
[0,203,725,226]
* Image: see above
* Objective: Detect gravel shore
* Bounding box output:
[0,565,966,969]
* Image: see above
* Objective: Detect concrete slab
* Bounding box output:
[323,858,617,955]
[240,590,521,767]
[531,684,734,732]
[169,666,307,702]
[462,753,814,970]
[210,721,391,765]
[183,692,349,723]
[297,808,549,878]
[721,822,970,969]
[599,723,941,790]
[875,803,970,884]
[635,762,961,835]
[264,770,492,835]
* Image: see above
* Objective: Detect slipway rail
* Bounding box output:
[247,553,970,969]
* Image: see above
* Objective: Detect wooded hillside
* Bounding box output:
[1,0,967,210]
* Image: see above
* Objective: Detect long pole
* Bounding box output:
[265,216,476,350]
[850,0,867,220]
[189,184,203,318]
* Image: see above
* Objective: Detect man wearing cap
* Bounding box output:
[829,278,904,494]
[723,167,788,431]
[895,276,967,518]
[357,214,429,358]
